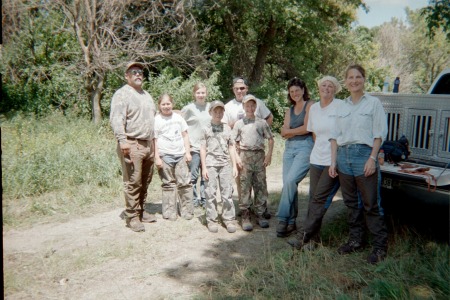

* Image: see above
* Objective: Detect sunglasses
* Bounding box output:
[234,87,246,91]
[128,69,143,76]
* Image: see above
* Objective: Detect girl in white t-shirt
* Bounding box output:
[154,94,194,221]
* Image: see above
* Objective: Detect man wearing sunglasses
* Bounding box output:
[222,77,274,220]
[110,62,157,232]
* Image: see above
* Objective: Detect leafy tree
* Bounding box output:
[421,0,450,40]
[192,0,365,98]
[49,0,200,123]
[1,1,83,116]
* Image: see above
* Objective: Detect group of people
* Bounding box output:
[110,61,388,265]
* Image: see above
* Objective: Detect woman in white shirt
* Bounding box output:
[329,64,388,265]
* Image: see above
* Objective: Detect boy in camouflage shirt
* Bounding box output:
[200,101,238,233]
[233,95,274,231]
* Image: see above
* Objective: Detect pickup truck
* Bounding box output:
[373,69,450,205]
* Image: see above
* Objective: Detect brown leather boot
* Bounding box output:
[141,210,157,223]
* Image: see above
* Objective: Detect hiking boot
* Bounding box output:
[182,213,194,220]
[286,223,297,235]
[225,222,237,233]
[277,222,296,237]
[126,217,145,232]
[207,222,219,233]
[164,213,177,221]
[337,240,363,255]
[263,210,271,219]
[287,235,304,250]
[257,217,269,228]
[302,241,318,251]
[367,248,387,264]
[141,211,157,223]
[241,209,253,231]
[276,221,288,237]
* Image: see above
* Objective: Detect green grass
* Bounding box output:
[204,222,449,299]
[2,114,449,299]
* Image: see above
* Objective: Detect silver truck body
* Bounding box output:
[373,92,450,203]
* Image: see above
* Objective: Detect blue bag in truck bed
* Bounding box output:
[381,135,411,163]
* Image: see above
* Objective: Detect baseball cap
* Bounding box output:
[242,94,257,104]
[232,77,248,86]
[209,100,225,112]
[125,62,144,73]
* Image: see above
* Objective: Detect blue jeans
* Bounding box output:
[189,152,205,205]
[337,144,387,250]
[276,137,313,224]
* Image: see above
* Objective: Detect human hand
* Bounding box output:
[364,158,376,177]
[328,164,338,178]
[120,143,131,156]
[185,152,192,163]
[232,166,238,178]
[155,157,163,169]
[202,168,209,181]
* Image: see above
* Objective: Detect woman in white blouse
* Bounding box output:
[329,64,388,265]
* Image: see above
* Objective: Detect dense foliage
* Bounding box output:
[1,0,449,127]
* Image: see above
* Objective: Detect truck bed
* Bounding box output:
[374,92,450,203]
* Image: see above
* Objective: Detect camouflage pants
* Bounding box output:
[158,158,194,219]
[204,164,235,224]
[239,150,268,216]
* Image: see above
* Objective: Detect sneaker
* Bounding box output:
[126,217,145,232]
[225,222,237,233]
[207,222,219,233]
[337,240,363,255]
[367,248,387,264]
[241,210,253,231]
[257,218,269,228]
[141,211,157,223]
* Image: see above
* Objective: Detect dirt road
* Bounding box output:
[3,165,345,299]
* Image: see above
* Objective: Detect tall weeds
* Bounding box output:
[2,113,122,227]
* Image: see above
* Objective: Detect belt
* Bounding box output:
[127,137,149,142]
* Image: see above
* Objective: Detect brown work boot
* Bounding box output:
[241,209,253,231]
[141,210,157,223]
[126,217,145,232]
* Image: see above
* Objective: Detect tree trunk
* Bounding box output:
[250,17,277,86]
[89,72,105,124]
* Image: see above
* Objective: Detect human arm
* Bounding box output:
[329,139,338,178]
[265,113,274,127]
[182,131,192,162]
[364,137,381,177]
[281,102,312,138]
[200,144,208,181]
[154,138,163,169]
[110,91,132,156]
[264,137,274,167]
[280,108,291,139]
[234,142,243,170]
[229,144,238,178]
